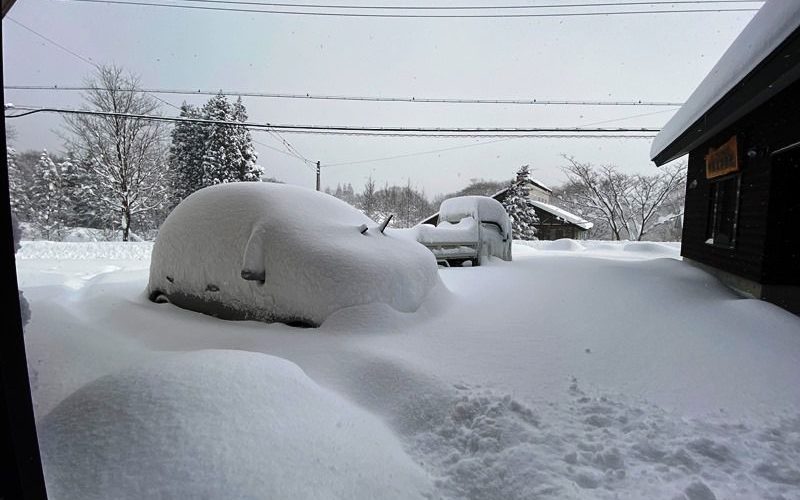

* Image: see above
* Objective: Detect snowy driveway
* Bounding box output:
[17,240,800,499]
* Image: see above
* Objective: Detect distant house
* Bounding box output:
[421,171,592,240]
[650,2,800,313]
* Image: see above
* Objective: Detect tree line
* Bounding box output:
[6,64,686,242]
[7,65,262,241]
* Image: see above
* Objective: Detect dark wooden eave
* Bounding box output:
[2,0,17,17]
[653,26,800,166]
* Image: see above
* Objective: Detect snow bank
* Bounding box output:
[542,238,587,252]
[39,350,433,500]
[18,241,154,261]
[148,183,440,326]
[515,239,682,259]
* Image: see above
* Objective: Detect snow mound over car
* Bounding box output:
[439,195,511,235]
[38,350,433,500]
[148,183,440,326]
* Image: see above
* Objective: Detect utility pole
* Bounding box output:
[316,161,321,191]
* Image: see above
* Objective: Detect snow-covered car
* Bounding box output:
[148,183,440,327]
[416,196,512,266]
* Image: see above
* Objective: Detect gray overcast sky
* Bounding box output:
[3,0,759,196]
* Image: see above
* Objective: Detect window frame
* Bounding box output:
[705,173,742,249]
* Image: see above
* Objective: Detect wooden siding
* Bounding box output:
[681,79,800,284]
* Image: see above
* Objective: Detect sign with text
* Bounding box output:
[705,136,739,179]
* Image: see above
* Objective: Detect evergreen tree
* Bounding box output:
[201,94,262,186]
[503,165,540,240]
[231,97,262,182]
[29,150,67,239]
[59,154,99,228]
[7,145,30,219]
[168,103,206,203]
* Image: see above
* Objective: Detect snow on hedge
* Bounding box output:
[148,183,440,326]
[39,350,433,500]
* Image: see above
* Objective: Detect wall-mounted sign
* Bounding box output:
[705,136,739,179]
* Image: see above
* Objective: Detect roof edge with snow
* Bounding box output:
[650,1,800,165]
[528,200,593,230]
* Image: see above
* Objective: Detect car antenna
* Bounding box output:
[379,214,393,234]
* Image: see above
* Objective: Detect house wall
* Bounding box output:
[532,208,587,240]
[526,185,551,203]
[681,78,800,310]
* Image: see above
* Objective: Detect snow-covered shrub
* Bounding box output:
[148,182,440,326]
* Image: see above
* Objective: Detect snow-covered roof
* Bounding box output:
[529,200,593,230]
[650,1,800,164]
[528,178,552,193]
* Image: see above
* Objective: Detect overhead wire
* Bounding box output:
[3,19,315,167]
[322,107,674,167]
[59,0,760,17]
[4,105,661,134]
[4,85,685,107]
[155,0,764,9]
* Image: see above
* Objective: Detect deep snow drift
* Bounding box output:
[17,239,800,499]
[39,350,432,500]
[149,183,440,326]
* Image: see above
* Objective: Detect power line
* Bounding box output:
[4,86,684,107]
[60,0,760,17]
[4,18,181,111]
[157,0,764,10]
[323,107,675,167]
[258,130,658,138]
[324,138,518,167]
[0,21,314,167]
[4,105,660,135]
[5,18,99,68]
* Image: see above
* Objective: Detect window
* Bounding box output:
[706,175,741,248]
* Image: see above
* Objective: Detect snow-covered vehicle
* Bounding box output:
[148,183,440,327]
[416,196,512,266]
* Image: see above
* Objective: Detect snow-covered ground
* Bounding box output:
[17,239,800,500]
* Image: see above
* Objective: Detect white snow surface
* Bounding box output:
[439,195,511,236]
[651,0,800,161]
[415,217,479,244]
[148,182,440,326]
[18,239,800,499]
[529,200,594,230]
[39,349,432,500]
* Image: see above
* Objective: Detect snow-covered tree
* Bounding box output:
[59,154,99,228]
[201,94,262,186]
[8,145,29,217]
[168,103,206,204]
[231,97,262,182]
[62,65,170,241]
[29,150,68,239]
[558,156,686,241]
[502,166,539,240]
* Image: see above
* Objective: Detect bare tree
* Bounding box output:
[558,156,686,241]
[63,65,168,241]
